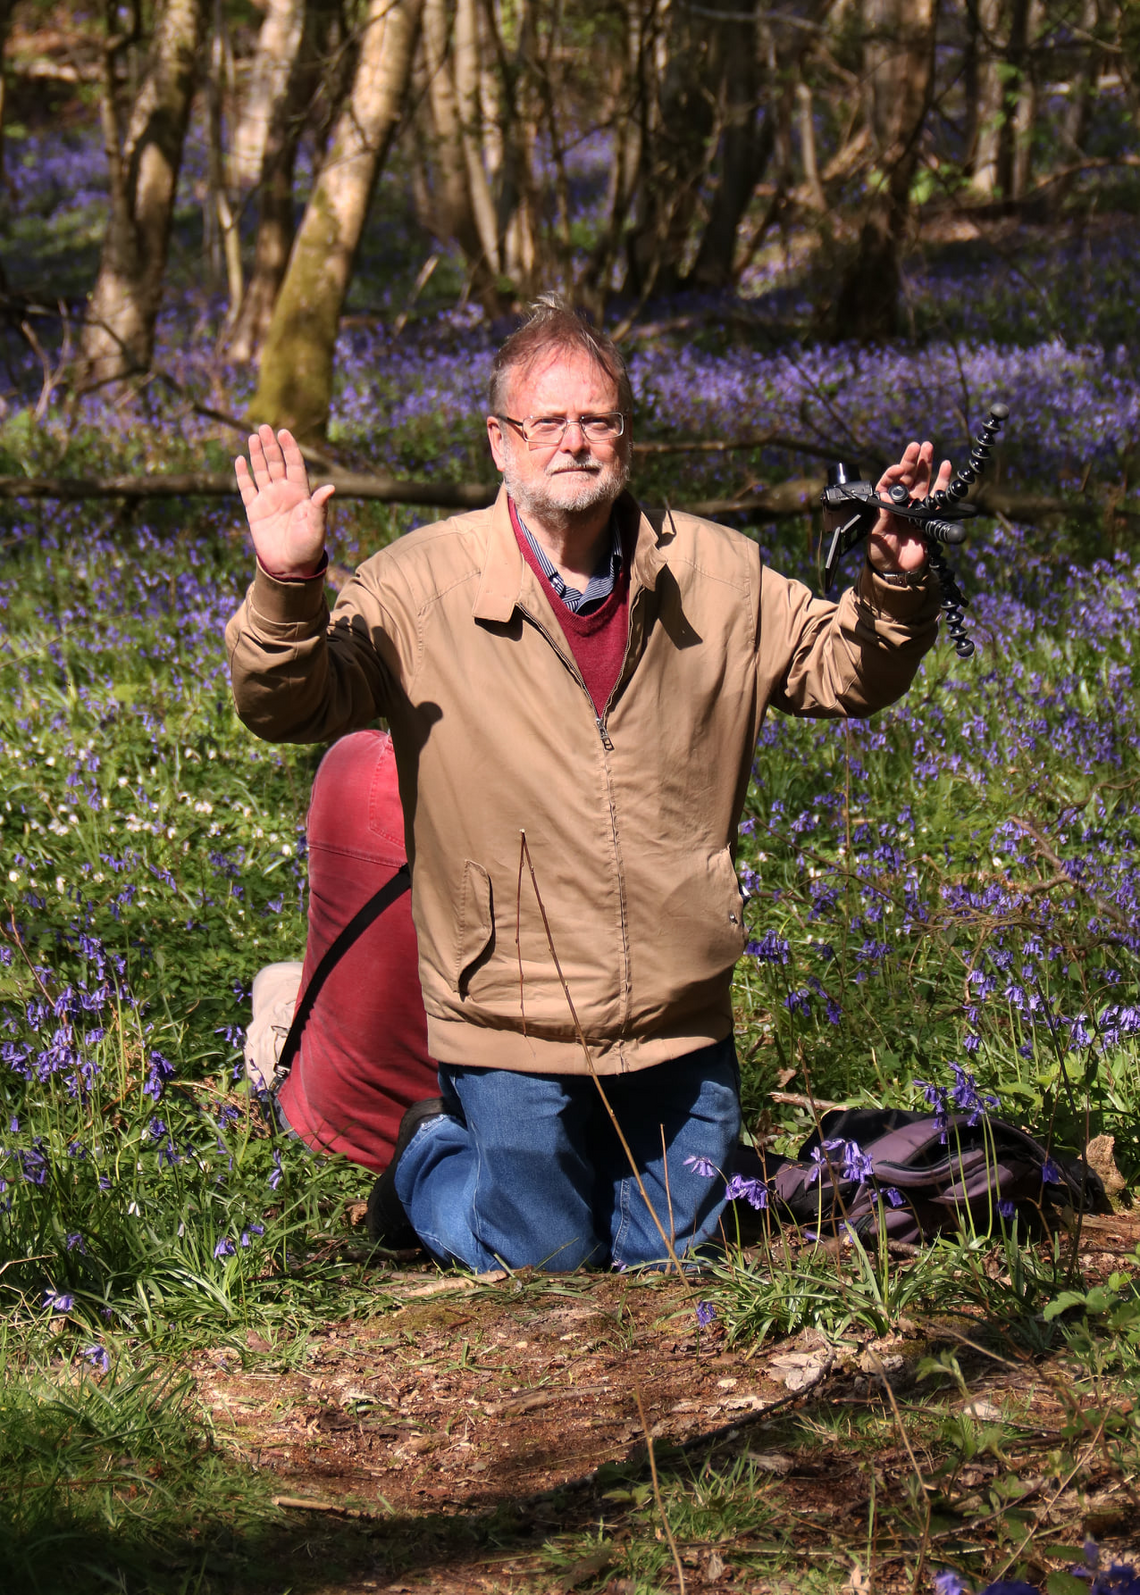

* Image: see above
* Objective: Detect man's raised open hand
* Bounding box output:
[869,441,952,575]
[235,426,334,579]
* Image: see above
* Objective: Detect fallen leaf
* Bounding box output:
[557,1546,616,1590]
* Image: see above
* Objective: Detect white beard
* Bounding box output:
[502,448,630,532]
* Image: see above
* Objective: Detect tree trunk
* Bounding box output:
[624,0,718,297]
[227,0,335,363]
[421,0,503,309]
[205,0,243,313]
[579,0,647,313]
[971,0,1029,200]
[686,0,762,289]
[455,0,501,273]
[832,0,936,341]
[481,0,539,294]
[251,0,424,439]
[232,0,306,192]
[0,0,12,197]
[77,0,206,388]
[1010,0,1043,200]
[1048,0,1100,210]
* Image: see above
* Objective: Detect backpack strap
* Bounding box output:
[269,863,412,1094]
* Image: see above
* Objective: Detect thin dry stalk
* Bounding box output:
[634,1385,686,1594]
[518,831,684,1274]
[866,1355,932,1595]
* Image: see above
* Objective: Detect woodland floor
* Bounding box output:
[181,1210,1140,1594]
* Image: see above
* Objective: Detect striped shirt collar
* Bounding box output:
[513,506,623,615]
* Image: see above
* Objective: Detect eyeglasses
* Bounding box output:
[501,413,626,448]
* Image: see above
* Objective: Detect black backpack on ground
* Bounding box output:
[730,1107,1107,1245]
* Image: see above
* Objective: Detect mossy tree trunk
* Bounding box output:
[228,0,340,364]
[77,0,206,389]
[251,0,424,440]
[231,0,307,192]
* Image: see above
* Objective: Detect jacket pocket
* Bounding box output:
[454,859,494,997]
[711,846,749,961]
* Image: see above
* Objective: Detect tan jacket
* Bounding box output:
[227,488,940,1075]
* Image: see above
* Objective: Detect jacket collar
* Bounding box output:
[471,485,670,624]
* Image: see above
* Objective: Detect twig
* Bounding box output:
[635,1386,686,1595]
[864,1357,933,1595]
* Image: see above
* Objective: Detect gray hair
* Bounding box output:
[488,294,634,417]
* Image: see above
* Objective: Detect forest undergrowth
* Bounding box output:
[0,125,1139,1595]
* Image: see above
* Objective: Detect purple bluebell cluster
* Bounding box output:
[0,515,321,1321]
[935,1541,1140,1594]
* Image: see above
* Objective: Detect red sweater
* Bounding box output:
[509,501,630,716]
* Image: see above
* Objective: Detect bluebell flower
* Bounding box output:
[82,1344,110,1373]
[44,1289,75,1312]
[806,1139,844,1185]
[1041,1156,1062,1184]
[213,1237,235,1259]
[684,1154,718,1178]
[885,1187,905,1208]
[268,1149,284,1190]
[746,932,790,964]
[696,1301,716,1328]
[725,1174,768,1210]
[842,1141,874,1184]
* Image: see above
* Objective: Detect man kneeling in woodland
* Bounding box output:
[225,295,946,1272]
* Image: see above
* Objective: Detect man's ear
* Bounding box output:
[487,414,508,472]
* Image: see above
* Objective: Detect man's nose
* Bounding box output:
[559,420,590,450]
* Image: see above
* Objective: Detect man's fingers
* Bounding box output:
[312,483,336,511]
[234,456,258,509]
[259,424,287,479]
[279,428,311,486]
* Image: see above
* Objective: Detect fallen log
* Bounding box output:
[0,472,497,508]
[0,471,1132,525]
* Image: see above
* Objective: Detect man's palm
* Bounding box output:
[235,426,334,577]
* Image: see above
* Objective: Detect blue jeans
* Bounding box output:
[394,1038,740,1271]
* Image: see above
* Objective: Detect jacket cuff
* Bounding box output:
[250,556,329,625]
[856,558,942,623]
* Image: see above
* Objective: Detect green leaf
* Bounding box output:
[1047,1573,1090,1594]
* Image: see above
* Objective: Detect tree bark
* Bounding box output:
[77,0,206,388]
[420,0,503,309]
[251,0,424,439]
[832,0,936,340]
[205,0,243,314]
[624,0,718,297]
[686,0,764,289]
[232,0,307,191]
[227,0,336,364]
[0,0,12,197]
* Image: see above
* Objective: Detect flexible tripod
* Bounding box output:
[818,403,1009,658]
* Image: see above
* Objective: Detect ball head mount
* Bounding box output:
[818,402,1009,659]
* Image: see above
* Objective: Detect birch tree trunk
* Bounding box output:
[232,0,307,191]
[252,0,424,438]
[833,0,936,339]
[228,0,336,363]
[421,0,503,309]
[77,0,206,388]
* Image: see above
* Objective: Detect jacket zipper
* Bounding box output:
[518,604,630,1038]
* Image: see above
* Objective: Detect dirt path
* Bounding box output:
[187,1223,1140,1593]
